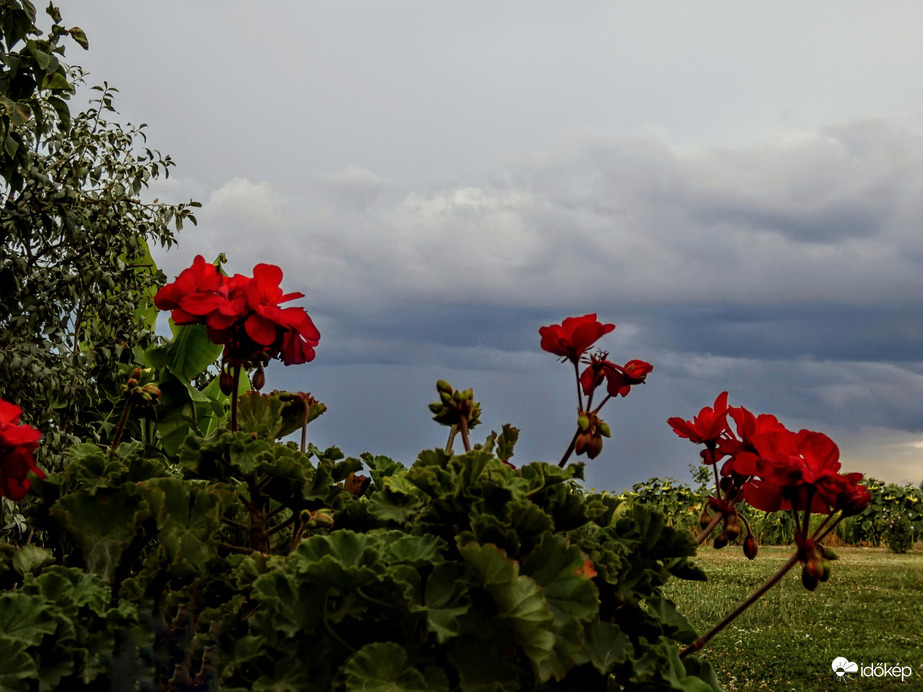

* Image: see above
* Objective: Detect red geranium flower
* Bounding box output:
[539,314,615,364]
[718,406,788,477]
[0,398,44,501]
[155,257,320,369]
[605,359,653,397]
[581,358,653,398]
[742,429,866,516]
[153,254,226,325]
[668,392,730,463]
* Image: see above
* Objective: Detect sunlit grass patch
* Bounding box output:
[664,546,923,691]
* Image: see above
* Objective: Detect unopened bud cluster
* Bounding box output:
[429,380,482,429]
[575,410,610,460]
[121,368,161,407]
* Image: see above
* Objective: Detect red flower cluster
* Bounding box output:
[0,398,44,501]
[155,256,320,369]
[540,314,653,464]
[539,314,615,364]
[668,394,871,518]
[580,356,654,399]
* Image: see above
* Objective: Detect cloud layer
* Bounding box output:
[156,119,923,487]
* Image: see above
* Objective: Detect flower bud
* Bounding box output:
[436,380,453,395]
[724,515,740,542]
[801,565,819,592]
[252,366,265,391]
[575,431,603,459]
[699,508,712,530]
[599,421,611,438]
[308,508,335,528]
[131,367,143,381]
[219,371,234,396]
[577,415,590,431]
[743,534,758,560]
[713,533,728,550]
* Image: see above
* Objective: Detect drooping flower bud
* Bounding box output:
[801,565,819,592]
[699,507,712,530]
[713,533,728,550]
[724,514,740,542]
[252,366,266,391]
[219,370,235,396]
[743,533,758,560]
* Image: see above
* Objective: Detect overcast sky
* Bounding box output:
[63,1,923,490]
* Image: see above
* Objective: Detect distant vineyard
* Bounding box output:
[619,474,923,553]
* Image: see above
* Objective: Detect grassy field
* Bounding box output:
[663,546,923,691]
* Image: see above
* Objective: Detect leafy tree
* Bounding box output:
[0,1,199,463]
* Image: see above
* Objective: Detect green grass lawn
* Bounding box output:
[663,546,923,691]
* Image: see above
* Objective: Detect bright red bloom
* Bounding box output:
[0,399,44,501]
[539,314,615,364]
[153,255,226,325]
[667,392,730,463]
[581,358,653,398]
[155,257,320,368]
[742,429,869,516]
[718,406,788,477]
[605,359,653,397]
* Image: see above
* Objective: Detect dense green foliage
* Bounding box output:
[0,387,722,691]
[1,1,199,464]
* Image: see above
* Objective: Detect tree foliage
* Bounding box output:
[0,1,200,462]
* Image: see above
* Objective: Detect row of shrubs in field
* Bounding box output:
[621,470,923,553]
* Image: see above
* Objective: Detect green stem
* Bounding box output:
[109,399,132,458]
[681,551,800,658]
[458,416,471,452]
[445,425,459,454]
[300,394,308,454]
[573,360,584,411]
[230,365,242,433]
[558,428,580,468]
[591,393,612,415]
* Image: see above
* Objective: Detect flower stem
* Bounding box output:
[109,399,133,459]
[444,425,459,453]
[680,550,800,658]
[558,428,579,467]
[573,359,584,411]
[300,394,309,454]
[230,365,242,433]
[696,510,724,546]
[458,416,471,452]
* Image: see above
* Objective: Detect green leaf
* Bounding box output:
[458,541,555,669]
[165,323,223,382]
[141,477,233,576]
[10,545,53,576]
[646,594,697,644]
[0,592,57,645]
[424,562,472,643]
[40,71,71,90]
[342,642,438,692]
[575,620,631,674]
[0,637,36,692]
[50,488,150,582]
[68,26,89,49]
